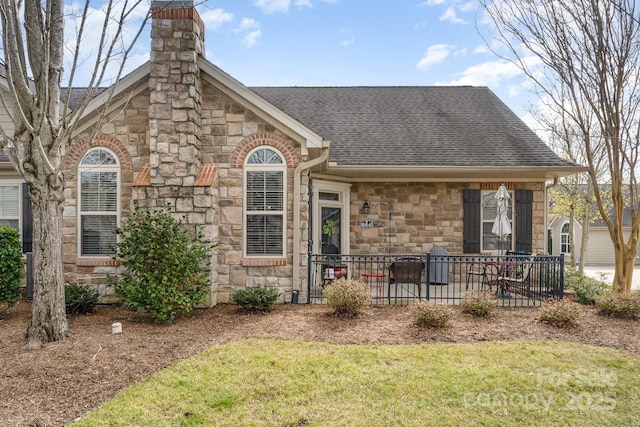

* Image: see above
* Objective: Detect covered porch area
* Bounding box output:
[307,253,564,306]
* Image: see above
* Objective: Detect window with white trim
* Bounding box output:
[481,190,513,252]
[0,184,20,229]
[78,148,119,256]
[244,147,286,256]
[560,222,570,254]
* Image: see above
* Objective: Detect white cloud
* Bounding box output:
[435,60,523,87]
[419,0,476,24]
[418,0,446,7]
[235,18,262,47]
[439,6,465,24]
[341,38,354,47]
[199,8,234,30]
[251,0,335,14]
[417,44,454,70]
[252,0,291,14]
[200,8,234,30]
[237,17,261,32]
[294,0,313,7]
[473,44,491,54]
[339,28,354,47]
[459,2,476,12]
[243,30,263,47]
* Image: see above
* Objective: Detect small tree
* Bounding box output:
[481,0,640,292]
[108,204,213,322]
[0,225,23,307]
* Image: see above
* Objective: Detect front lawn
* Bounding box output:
[72,339,640,426]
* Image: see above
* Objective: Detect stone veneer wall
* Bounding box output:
[62,91,151,298]
[61,81,306,304]
[349,181,547,255]
[200,82,302,303]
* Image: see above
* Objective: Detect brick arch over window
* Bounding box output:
[231,133,299,168]
[65,135,133,174]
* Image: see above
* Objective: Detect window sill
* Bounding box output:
[241,258,286,267]
[76,258,119,267]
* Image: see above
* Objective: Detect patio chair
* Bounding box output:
[388,258,425,303]
[465,258,498,291]
[496,254,537,296]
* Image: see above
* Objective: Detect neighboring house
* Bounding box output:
[549,210,639,266]
[0,150,32,253]
[0,1,585,304]
[547,215,583,263]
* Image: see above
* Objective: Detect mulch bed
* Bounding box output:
[1,301,639,426]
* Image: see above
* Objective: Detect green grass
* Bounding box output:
[72,339,640,426]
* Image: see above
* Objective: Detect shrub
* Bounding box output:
[564,267,609,304]
[595,291,640,319]
[460,290,496,317]
[65,283,99,315]
[231,286,280,313]
[539,299,581,328]
[323,278,370,317]
[108,204,213,323]
[0,225,24,307]
[411,302,452,329]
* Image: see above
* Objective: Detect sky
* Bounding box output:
[59,0,537,123]
[189,0,534,120]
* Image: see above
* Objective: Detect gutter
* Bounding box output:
[292,145,330,295]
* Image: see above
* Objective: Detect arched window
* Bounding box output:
[244,147,286,257]
[78,148,119,256]
[560,222,570,254]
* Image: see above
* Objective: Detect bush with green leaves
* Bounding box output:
[65,283,99,315]
[323,278,370,317]
[108,204,213,323]
[231,286,280,313]
[460,290,496,317]
[411,301,452,329]
[0,225,24,307]
[564,267,609,304]
[595,291,640,319]
[539,299,581,328]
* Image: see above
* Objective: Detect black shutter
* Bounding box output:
[22,183,33,253]
[463,189,481,253]
[515,189,533,253]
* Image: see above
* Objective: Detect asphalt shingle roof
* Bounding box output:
[251,86,576,168]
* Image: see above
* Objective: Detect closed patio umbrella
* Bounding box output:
[491,184,511,254]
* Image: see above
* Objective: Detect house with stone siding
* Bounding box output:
[0,0,584,305]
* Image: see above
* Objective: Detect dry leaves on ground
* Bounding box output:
[1,301,639,427]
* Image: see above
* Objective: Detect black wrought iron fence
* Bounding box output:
[307,253,564,306]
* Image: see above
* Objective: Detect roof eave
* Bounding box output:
[315,165,588,182]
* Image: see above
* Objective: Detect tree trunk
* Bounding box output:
[578,211,589,274]
[24,179,68,349]
[568,209,576,268]
[613,246,636,293]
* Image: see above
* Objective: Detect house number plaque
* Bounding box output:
[360,219,373,228]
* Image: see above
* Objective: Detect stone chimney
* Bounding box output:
[148,0,204,185]
[137,1,218,307]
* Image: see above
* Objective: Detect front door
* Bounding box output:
[313,181,351,256]
[321,206,342,255]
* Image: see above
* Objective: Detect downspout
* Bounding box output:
[545,178,559,255]
[293,144,330,293]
